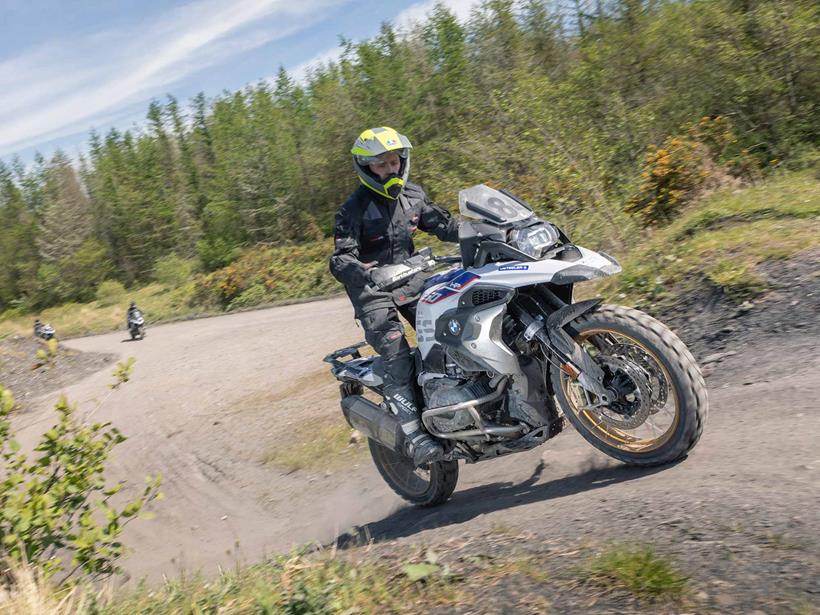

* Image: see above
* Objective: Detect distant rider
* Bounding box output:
[33,318,42,337]
[329,127,460,466]
[126,301,140,328]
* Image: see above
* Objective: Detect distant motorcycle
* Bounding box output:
[128,310,146,340]
[34,321,56,340]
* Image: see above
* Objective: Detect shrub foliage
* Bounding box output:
[0,367,161,583]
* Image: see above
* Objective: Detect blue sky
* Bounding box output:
[0,0,478,164]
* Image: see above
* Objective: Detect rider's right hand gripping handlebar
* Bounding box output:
[366,249,442,292]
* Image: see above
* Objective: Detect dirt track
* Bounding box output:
[14,288,820,609]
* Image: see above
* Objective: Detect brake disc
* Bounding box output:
[610,343,669,414]
[594,356,653,430]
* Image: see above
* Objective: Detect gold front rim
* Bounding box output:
[560,328,680,454]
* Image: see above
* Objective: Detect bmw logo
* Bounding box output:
[448,319,462,335]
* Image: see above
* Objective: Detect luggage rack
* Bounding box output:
[323,342,380,381]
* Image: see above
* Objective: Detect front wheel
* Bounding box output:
[368,439,458,507]
[551,305,707,466]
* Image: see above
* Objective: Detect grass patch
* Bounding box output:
[673,171,820,239]
[579,544,688,602]
[261,416,368,472]
[98,549,465,615]
[236,367,370,473]
[2,536,703,613]
[793,600,819,615]
[231,364,373,473]
[597,170,820,308]
[706,259,768,301]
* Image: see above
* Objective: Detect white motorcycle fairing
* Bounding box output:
[415,246,621,373]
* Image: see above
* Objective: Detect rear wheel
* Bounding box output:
[551,305,707,466]
[368,439,458,507]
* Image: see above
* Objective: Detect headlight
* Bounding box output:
[509,224,560,258]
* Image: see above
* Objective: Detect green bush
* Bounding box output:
[195,244,338,308]
[152,254,195,287]
[0,366,161,583]
[96,280,126,306]
[627,135,710,225]
[628,117,757,226]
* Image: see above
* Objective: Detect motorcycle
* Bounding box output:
[34,322,56,340]
[128,310,146,340]
[325,184,708,507]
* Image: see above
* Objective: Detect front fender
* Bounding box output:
[545,298,603,356]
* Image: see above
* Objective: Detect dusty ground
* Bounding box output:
[0,335,116,403]
[6,252,819,613]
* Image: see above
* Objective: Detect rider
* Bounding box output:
[33,318,42,337]
[329,126,460,467]
[126,301,140,328]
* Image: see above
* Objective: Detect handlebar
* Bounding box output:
[433,255,462,264]
[367,250,463,292]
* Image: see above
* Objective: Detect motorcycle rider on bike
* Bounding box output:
[329,127,460,467]
[126,301,140,329]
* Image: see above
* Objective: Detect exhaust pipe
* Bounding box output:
[341,395,403,453]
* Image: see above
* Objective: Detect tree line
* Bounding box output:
[1,0,817,312]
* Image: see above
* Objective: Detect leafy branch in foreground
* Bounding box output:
[108,357,135,389]
[0,360,161,584]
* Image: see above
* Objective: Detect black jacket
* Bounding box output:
[330,183,459,316]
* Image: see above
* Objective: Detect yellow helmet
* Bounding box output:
[351,126,412,199]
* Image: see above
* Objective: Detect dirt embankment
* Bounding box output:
[3,250,818,613]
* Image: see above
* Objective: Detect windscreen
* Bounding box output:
[458,185,533,224]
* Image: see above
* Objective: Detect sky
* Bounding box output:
[0,0,479,165]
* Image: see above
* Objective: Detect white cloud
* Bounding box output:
[0,0,347,157]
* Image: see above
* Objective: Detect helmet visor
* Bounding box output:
[355,148,409,166]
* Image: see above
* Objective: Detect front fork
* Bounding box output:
[513,297,613,403]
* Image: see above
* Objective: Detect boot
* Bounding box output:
[383,386,444,467]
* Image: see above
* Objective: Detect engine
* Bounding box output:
[423,375,498,434]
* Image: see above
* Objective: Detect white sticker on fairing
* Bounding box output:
[498,264,529,271]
